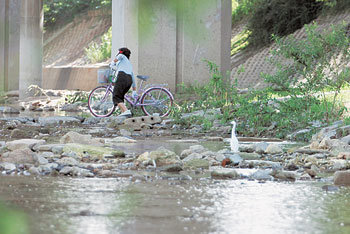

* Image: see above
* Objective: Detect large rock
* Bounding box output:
[211,168,239,179]
[149,147,181,166]
[0,162,16,171]
[182,153,203,162]
[184,159,209,169]
[38,116,81,125]
[63,143,124,160]
[253,142,269,154]
[60,131,103,146]
[60,103,81,112]
[158,163,183,172]
[59,166,94,177]
[6,139,46,151]
[56,157,79,166]
[33,144,65,152]
[340,135,350,145]
[265,144,283,154]
[0,106,20,114]
[331,160,349,171]
[226,153,243,165]
[334,170,350,186]
[1,148,36,164]
[271,170,297,181]
[105,137,137,144]
[239,160,282,169]
[180,145,206,159]
[250,169,273,180]
[33,154,49,165]
[137,147,181,167]
[124,115,162,125]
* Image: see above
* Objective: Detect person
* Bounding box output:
[110,47,137,118]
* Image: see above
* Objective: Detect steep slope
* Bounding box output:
[43,9,111,67]
[230,10,350,89]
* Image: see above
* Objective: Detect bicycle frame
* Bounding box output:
[105,72,174,109]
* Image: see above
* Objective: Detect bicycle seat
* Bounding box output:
[137,75,150,81]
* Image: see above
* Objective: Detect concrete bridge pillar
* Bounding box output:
[19,0,43,99]
[112,0,232,91]
[0,0,21,92]
[0,0,43,98]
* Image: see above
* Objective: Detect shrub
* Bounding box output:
[44,0,111,28]
[247,0,323,47]
[85,27,112,63]
[263,22,350,122]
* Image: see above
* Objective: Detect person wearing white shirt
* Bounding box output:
[111,47,136,117]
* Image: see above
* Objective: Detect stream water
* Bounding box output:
[0,176,350,234]
[0,110,349,233]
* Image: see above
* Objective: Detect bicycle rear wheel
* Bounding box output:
[140,87,173,117]
[88,86,116,117]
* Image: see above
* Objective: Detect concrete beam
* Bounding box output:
[19,0,43,99]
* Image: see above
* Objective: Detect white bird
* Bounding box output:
[230,120,239,153]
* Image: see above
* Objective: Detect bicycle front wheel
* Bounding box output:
[88,86,116,117]
[140,87,174,117]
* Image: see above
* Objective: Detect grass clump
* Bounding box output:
[85,27,112,63]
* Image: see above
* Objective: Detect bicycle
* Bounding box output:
[88,68,174,118]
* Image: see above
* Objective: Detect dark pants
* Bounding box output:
[113,71,133,105]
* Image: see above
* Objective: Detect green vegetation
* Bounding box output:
[231,0,350,55]
[231,30,250,56]
[0,203,28,234]
[65,91,89,104]
[173,23,349,141]
[44,0,111,28]
[232,0,258,25]
[85,27,112,63]
[247,0,323,48]
[263,22,350,123]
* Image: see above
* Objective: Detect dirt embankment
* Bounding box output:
[44,9,111,67]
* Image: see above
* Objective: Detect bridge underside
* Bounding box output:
[0,0,231,97]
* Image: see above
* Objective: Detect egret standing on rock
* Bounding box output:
[230,121,239,152]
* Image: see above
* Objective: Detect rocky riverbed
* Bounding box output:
[0,88,350,187]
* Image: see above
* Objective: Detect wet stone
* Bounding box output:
[225,153,243,165]
[0,162,16,171]
[6,139,46,151]
[250,169,273,181]
[182,153,203,162]
[184,159,209,169]
[33,154,49,165]
[38,116,81,126]
[271,170,297,181]
[331,160,349,171]
[1,148,36,164]
[253,142,269,154]
[211,168,239,179]
[322,185,339,191]
[240,160,282,170]
[1,106,20,114]
[300,173,312,181]
[265,144,283,154]
[56,157,79,166]
[159,163,183,172]
[28,166,40,175]
[160,174,192,181]
[334,170,350,186]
